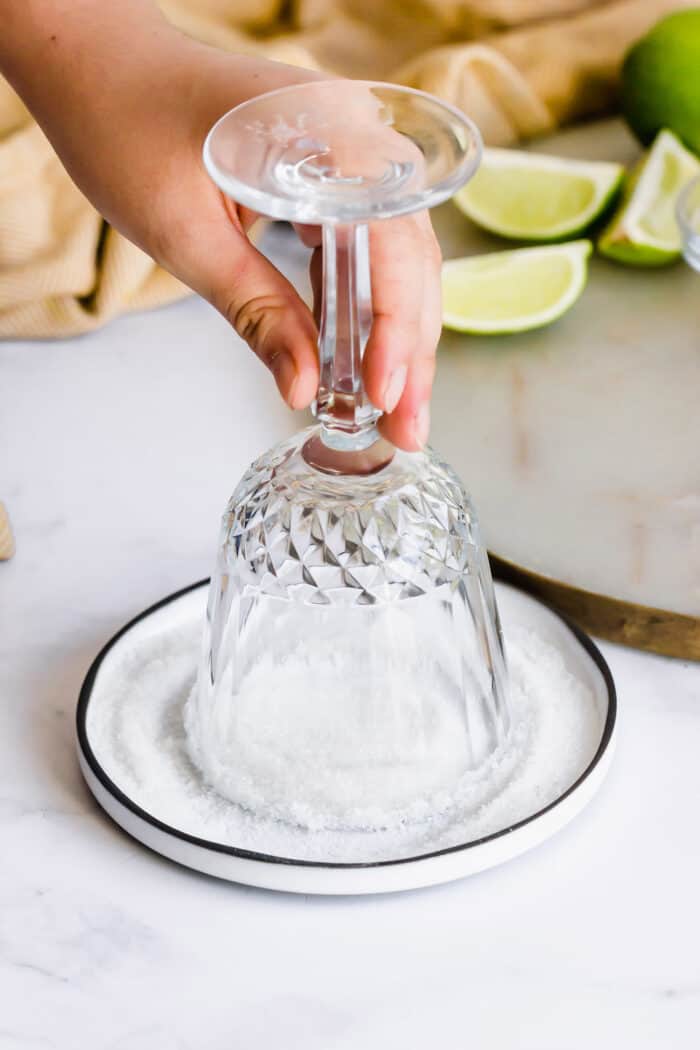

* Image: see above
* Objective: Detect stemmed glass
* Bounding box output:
[186,81,515,832]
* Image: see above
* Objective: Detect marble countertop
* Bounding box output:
[430,120,700,616]
[2,231,699,1049]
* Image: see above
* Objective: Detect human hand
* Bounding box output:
[0,2,442,449]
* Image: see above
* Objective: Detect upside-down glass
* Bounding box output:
[677,174,700,272]
[185,82,514,831]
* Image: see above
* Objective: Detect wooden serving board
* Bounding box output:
[430,119,699,657]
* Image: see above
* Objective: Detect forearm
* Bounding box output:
[0,0,313,143]
[0,1,172,121]
[0,0,314,247]
[0,2,194,238]
[0,1,439,448]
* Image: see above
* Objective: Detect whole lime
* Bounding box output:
[621,9,700,155]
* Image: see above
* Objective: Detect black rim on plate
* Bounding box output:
[76,578,617,871]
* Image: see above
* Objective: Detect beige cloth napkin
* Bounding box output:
[0,0,695,340]
[0,502,14,559]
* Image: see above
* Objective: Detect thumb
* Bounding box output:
[187,220,319,410]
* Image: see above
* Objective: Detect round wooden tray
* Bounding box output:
[430,119,699,659]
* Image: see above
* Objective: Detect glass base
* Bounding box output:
[187,425,511,831]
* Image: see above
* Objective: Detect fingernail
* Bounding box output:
[271,350,298,407]
[383,364,408,413]
[414,403,430,448]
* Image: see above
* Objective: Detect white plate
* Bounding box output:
[76,580,616,895]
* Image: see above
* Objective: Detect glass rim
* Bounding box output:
[202,79,483,224]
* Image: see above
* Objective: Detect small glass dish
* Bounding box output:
[676,173,700,271]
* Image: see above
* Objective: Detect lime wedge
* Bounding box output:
[442,241,591,335]
[454,149,623,241]
[598,129,700,265]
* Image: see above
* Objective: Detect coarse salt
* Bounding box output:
[86,614,602,864]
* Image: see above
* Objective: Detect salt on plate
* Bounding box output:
[86,609,603,865]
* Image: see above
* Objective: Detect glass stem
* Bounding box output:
[315,222,381,450]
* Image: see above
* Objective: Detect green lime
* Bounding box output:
[441,240,591,335]
[453,148,623,241]
[598,128,700,265]
[622,9,700,154]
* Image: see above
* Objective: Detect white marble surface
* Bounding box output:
[433,119,700,615]
[2,230,700,1049]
